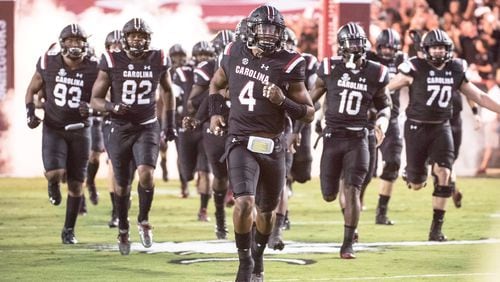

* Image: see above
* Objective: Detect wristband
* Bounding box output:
[166,109,175,128]
[280,97,307,120]
[26,102,36,117]
[105,101,115,112]
[208,93,226,116]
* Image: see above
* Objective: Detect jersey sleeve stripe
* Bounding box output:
[161,49,168,66]
[224,42,234,56]
[284,54,305,73]
[194,68,210,81]
[176,68,187,82]
[379,65,388,82]
[104,51,114,68]
[322,57,330,75]
[41,53,47,70]
[307,56,318,71]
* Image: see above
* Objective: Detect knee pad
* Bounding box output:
[432,185,453,198]
[380,161,400,182]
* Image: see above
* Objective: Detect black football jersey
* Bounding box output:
[366,50,405,119]
[99,49,169,124]
[37,51,98,129]
[399,57,467,122]
[317,57,389,129]
[221,41,306,136]
[192,59,217,112]
[171,64,195,117]
[303,53,318,90]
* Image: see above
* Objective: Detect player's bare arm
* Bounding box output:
[310,76,327,104]
[372,86,392,146]
[160,71,177,141]
[387,72,412,92]
[460,81,500,114]
[90,70,111,112]
[208,67,228,135]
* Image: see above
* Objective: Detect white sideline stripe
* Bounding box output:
[268,272,497,281]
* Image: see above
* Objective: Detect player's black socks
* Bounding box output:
[86,161,99,185]
[253,229,270,255]
[116,194,130,230]
[433,209,445,222]
[377,195,391,213]
[343,225,356,245]
[138,185,154,223]
[235,231,251,250]
[64,195,81,229]
[109,192,116,216]
[213,189,226,214]
[200,193,211,209]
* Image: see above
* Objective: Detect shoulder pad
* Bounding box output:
[284,53,305,74]
[448,58,467,72]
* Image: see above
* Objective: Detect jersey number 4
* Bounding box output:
[239,81,257,111]
[122,80,152,105]
[426,85,452,108]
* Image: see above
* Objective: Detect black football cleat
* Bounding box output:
[117,229,131,255]
[137,221,153,248]
[340,243,356,259]
[376,214,395,225]
[87,184,99,205]
[48,182,62,206]
[429,231,448,242]
[61,228,78,244]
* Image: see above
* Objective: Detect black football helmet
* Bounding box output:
[246,5,286,56]
[235,18,249,42]
[283,27,298,51]
[421,29,454,66]
[105,30,123,51]
[169,44,187,67]
[212,30,235,55]
[59,24,88,60]
[192,41,215,63]
[375,28,401,60]
[337,22,367,62]
[121,18,152,57]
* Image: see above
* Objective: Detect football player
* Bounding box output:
[167,43,190,197]
[183,30,235,238]
[310,22,392,259]
[388,29,500,241]
[267,27,319,251]
[90,18,176,255]
[178,41,215,221]
[366,28,406,225]
[25,24,99,244]
[101,29,126,228]
[208,5,314,281]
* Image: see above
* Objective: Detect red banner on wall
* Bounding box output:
[0,0,15,100]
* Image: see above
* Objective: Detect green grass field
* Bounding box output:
[0,177,499,281]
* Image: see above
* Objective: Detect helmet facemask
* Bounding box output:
[377,45,397,60]
[124,32,150,57]
[340,37,366,68]
[425,44,452,67]
[61,37,87,61]
[251,23,283,56]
